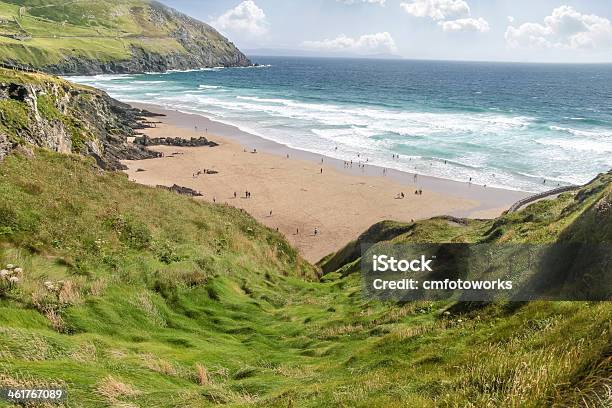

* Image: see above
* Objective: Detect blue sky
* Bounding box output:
[162,0,612,62]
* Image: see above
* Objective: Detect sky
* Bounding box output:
[162,0,612,62]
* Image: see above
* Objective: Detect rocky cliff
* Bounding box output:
[0,68,158,168]
[0,0,251,75]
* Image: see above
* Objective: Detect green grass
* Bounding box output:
[0,0,242,69]
[0,98,30,144]
[0,149,609,407]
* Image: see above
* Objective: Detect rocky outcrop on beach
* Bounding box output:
[0,0,251,75]
[157,184,203,197]
[0,68,160,169]
[133,135,218,148]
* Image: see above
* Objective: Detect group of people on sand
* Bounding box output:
[294,227,320,236]
[194,125,208,134]
[192,168,211,178]
[344,160,370,169]
[230,190,253,199]
[395,189,423,199]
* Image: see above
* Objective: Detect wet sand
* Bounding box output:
[123,103,529,262]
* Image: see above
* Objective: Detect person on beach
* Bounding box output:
[419,189,423,195]
[320,168,323,174]
[296,228,299,235]
[234,192,237,199]
[314,227,318,236]
[269,210,273,216]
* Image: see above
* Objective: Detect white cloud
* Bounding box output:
[400,0,470,21]
[302,32,398,55]
[212,0,268,36]
[505,6,612,50]
[400,0,489,33]
[507,16,515,24]
[338,0,386,5]
[439,17,490,32]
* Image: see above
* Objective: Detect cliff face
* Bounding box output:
[43,44,250,76]
[0,68,158,168]
[0,0,251,75]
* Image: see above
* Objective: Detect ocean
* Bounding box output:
[68,57,612,192]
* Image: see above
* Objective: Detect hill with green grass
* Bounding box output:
[0,0,250,74]
[0,68,611,407]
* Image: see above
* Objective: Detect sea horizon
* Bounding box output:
[246,53,612,65]
[68,57,612,193]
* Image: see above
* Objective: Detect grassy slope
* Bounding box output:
[0,149,610,407]
[0,0,236,67]
[0,64,610,408]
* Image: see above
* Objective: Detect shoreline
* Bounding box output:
[121,103,530,262]
[130,101,530,213]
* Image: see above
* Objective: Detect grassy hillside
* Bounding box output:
[0,151,610,407]
[0,0,250,74]
[0,67,610,406]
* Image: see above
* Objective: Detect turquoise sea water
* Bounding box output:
[69,57,612,192]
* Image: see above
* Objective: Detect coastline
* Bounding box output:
[130,102,530,208]
[121,102,529,262]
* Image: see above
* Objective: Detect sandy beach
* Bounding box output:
[122,104,529,262]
